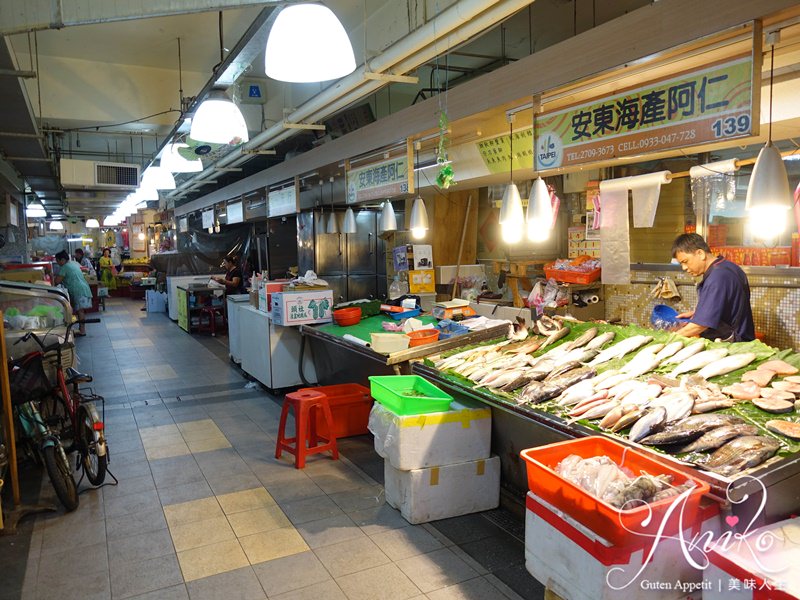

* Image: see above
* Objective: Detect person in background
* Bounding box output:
[74,248,95,276]
[671,233,755,342]
[98,247,117,290]
[211,255,243,294]
[54,250,93,336]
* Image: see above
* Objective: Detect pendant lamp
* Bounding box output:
[265,3,356,83]
[86,218,100,228]
[342,207,357,234]
[326,177,338,233]
[49,220,63,230]
[746,39,792,239]
[409,142,428,239]
[526,177,553,242]
[161,142,203,173]
[190,89,249,145]
[141,166,176,191]
[27,200,46,218]
[380,201,397,232]
[499,118,524,244]
[135,187,159,202]
[103,216,118,227]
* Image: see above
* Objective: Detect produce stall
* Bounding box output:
[300,314,509,386]
[412,319,800,528]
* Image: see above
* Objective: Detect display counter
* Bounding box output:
[412,324,800,529]
[175,285,224,333]
[299,315,509,386]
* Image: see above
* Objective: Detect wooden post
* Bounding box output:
[0,312,20,506]
[450,195,473,300]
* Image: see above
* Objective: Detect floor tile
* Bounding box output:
[370,526,445,562]
[336,563,421,600]
[164,496,225,528]
[313,536,391,577]
[170,515,236,552]
[295,513,365,549]
[177,539,249,582]
[108,527,176,567]
[35,569,111,600]
[252,550,331,597]
[37,540,108,581]
[271,580,347,600]
[127,584,189,600]
[185,566,266,600]
[157,480,214,506]
[349,505,410,536]
[395,548,479,593]
[425,576,515,600]
[106,507,168,540]
[459,533,524,572]
[429,514,504,546]
[216,487,276,515]
[226,505,292,537]
[328,484,385,513]
[145,441,192,460]
[206,473,263,496]
[280,494,345,525]
[238,527,309,564]
[110,553,183,599]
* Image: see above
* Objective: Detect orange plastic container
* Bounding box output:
[520,436,709,546]
[406,329,440,347]
[300,384,373,439]
[543,264,601,284]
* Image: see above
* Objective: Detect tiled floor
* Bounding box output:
[1,298,544,600]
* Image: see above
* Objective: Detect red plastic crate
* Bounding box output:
[520,436,709,546]
[543,264,601,284]
[300,384,372,439]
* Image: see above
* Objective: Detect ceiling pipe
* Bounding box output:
[170,0,530,203]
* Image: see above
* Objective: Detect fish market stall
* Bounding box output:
[300,314,509,386]
[413,319,800,527]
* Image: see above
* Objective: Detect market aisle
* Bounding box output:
[6,298,542,600]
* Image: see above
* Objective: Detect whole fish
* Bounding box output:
[579,399,621,421]
[621,383,662,406]
[535,315,560,335]
[588,335,654,367]
[599,403,641,430]
[611,407,646,433]
[639,414,744,446]
[697,352,757,380]
[541,326,571,349]
[669,348,729,378]
[586,331,616,351]
[622,354,663,379]
[561,327,598,352]
[653,341,685,363]
[590,369,622,389]
[703,436,781,477]
[555,379,597,406]
[595,372,635,391]
[569,391,611,416]
[662,340,706,366]
[545,362,583,381]
[607,379,650,400]
[499,371,542,393]
[677,424,759,453]
[474,369,527,390]
[628,406,668,443]
[520,366,596,404]
[649,391,694,423]
[692,398,735,413]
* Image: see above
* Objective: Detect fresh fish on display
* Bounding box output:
[661,340,706,366]
[606,379,649,400]
[555,347,599,367]
[620,383,663,406]
[653,341,685,363]
[535,315,561,335]
[722,381,762,401]
[474,369,527,390]
[590,369,622,389]
[692,398,736,413]
[594,372,635,391]
[545,362,584,381]
[578,399,622,421]
[742,369,776,387]
[586,331,616,351]
[696,352,757,380]
[505,338,544,355]
[569,390,611,414]
[678,424,759,453]
[610,408,646,433]
[520,367,596,404]
[509,318,530,341]
[765,420,800,440]
[648,374,680,388]
[771,381,800,395]
[751,396,795,414]
[555,380,598,406]
[599,403,643,430]
[628,406,668,443]
[668,348,729,378]
[649,391,695,423]
[540,326,571,349]
[621,351,663,379]
[702,436,781,477]
[588,335,654,367]
[561,327,599,352]
[760,388,796,401]
[757,360,799,376]
[639,414,745,446]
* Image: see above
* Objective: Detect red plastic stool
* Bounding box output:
[197,306,226,336]
[275,389,339,469]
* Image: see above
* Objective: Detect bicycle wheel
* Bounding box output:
[78,405,107,485]
[43,443,79,511]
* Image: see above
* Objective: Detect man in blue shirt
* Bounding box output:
[672,233,755,342]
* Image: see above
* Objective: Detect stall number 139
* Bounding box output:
[711,114,750,138]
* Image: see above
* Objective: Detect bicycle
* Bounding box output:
[20,318,109,486]
[8,348,79,511]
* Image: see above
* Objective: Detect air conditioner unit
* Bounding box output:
[60,159,139,191]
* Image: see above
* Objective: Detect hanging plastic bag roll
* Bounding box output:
[343,334,370,347]
[688,158,738,178]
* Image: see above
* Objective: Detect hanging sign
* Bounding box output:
[201,210,214,229]
[476,129,535,175]
[227,201,243,224]
[179,217,188,233]
[533,55,756,170]
[268,186,297,217]
[346,156,411,204]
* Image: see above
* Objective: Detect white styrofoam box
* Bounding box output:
[146,290,167,312]
[367,400,491,470]
[702,516,800,600]
[525,492,720,600]
[384,456,500,524]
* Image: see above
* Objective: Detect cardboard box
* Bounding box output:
[408,269,435,293]
[271,289,333,326]
[368,400,491,470]
[384,456,500,524]
[146,290,167,313]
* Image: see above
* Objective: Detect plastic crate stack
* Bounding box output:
[367,375,499,524]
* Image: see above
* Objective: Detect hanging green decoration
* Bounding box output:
[436,111,455,189]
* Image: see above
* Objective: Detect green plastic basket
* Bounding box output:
[368,375,453,415]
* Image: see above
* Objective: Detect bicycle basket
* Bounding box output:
[8,353,51,405]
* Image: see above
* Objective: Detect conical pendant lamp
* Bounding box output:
[526,177,553,242]
[342,207,357,234]
[380,201,397,232]
[746,40,792,239]
[410,197,428,239]
[499,118,524,244]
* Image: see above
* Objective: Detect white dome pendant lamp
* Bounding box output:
[746,37,792,240]
[265,3,356,83]
[499,116,524,244]
[190,89,249,145]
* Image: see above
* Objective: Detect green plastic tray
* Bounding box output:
[368,375,453,415]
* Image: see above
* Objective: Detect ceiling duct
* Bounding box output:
[60,159,140,191]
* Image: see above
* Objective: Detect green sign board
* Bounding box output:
[346,156,411,204]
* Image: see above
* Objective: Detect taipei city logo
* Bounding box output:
[536,133,563,169]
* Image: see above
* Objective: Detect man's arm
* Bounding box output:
[674,322,707,338]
